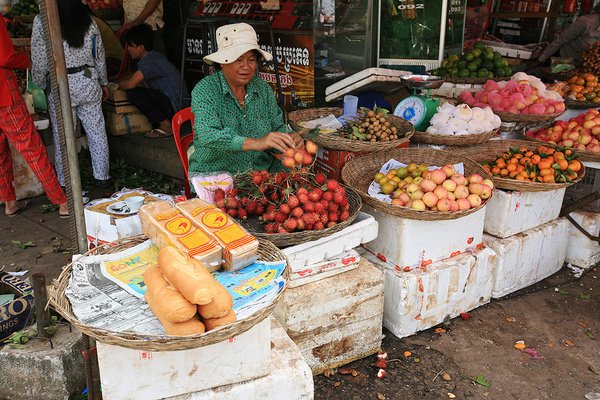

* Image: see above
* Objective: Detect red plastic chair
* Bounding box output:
[171,107,195,198]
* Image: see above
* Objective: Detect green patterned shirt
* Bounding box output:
[188,70,287,176]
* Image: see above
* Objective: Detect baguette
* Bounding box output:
[144,291,206,336]
[197,283,233,319]
[202,309,237,331]
[143,266,197,322]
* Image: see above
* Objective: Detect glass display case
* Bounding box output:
[183,0,373,109]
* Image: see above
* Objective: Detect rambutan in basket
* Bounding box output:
[522,130,600,162]
[411,129,500,146]
[48,236,290,351]
[238,184,362,247]
[451,139,586,192]
[288,107,414,152]
[341,148,492,221]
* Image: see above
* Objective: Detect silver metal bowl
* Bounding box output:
[401,75,445,89]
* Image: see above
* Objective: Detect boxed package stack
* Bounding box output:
[103,86,151,136]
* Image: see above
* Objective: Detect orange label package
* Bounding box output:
[176,199,259,272]
[138,200,223,272]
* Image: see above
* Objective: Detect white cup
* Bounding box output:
[124,196,145,212]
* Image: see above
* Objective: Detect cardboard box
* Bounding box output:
[274,260,384,375]
[362,204,486,270]
[484,218,569,299]
[315,142,409,180]
[565,210,600,269]
[0,272,35,342]
[105,88,139,114]
[484,188,566,238]
[104,108,151,136]
[288,250,361,288]
[97,317,271,400]
[362,246,496,339]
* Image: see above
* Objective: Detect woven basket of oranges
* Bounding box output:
[553,73,600,109]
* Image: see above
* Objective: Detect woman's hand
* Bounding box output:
[290,132,304,148]
[244,132,297,153]
[101,85,109,101]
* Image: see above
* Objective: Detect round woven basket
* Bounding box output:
[48,236,290,351]
[412,129,499,146]
[451,139,586,191]
[522,132,600,162]
[442,76,507,85]
[243,184,362,247]
[288,107,414,152]
[494,110,564,123]
[341,148,491,221]
[564,98,599,109]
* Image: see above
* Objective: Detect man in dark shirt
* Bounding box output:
[113,23,188,137]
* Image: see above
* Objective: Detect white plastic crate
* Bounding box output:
[484,188,565,238]
[362,246,495,339]
[289,249,361,288]
[362,204,485,269]
[96,318,271,400]
[282,211,378,271]
[167,318,314,400]
[484,218,569,299]
[565,210,600,269]
[274,260,384,375]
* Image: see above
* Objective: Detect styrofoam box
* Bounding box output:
[84,200,143,249]
[565,211,600,269]
[362,204,485,269]
[484,218,569,299]
[96,318,271,400]
[167,318,314,400]
[282,211,378,271]
[484,188,566,238]
[363,246,495,339]
[274,259,384,375]
[289,249,360,288]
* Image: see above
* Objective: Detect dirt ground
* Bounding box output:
[2,193,599,400]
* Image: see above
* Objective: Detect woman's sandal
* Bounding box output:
[144,128,173,138]
[6,200,30,217]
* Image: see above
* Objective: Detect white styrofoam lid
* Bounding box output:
[325,67,411,99]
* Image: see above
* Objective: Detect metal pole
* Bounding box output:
[41,0,87,254]
[32,273,50,338]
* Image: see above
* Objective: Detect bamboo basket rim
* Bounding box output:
[442,76,508,85]
[451,139,586,191]
[48,236,290,351]
[288,107,415,152]
[411,129,499,146]
[243,184,362,247]
[494,110,565,123]
[564,97,600,109]
[340,148,493,221]
[522,131,600,162]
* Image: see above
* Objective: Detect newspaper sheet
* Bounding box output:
[66,240,286,335]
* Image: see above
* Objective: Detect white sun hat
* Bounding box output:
[203,23,273,65]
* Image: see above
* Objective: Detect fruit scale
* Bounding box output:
[394,75,445,132]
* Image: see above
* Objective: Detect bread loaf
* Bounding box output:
[176,199,259,271]
[143,266,198,322]
[197,283,233,319]
[144,291,206,336]
[202,309,237,331]
[139,200,222,272]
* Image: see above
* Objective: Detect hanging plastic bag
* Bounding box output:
[27,69,47,112]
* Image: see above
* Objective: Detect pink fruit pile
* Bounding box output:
[526,109,600,152]
[85,0,121,10]
[282,141,318,169]
[459,80,565,115]
[387,165,493,212]
[215,170,351,234]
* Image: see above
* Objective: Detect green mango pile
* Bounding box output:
[9,0,39,16]
[432,42,513,79]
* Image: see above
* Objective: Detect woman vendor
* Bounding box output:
[188,23,302,177]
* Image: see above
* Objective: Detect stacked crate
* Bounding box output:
[103,87,151,136]
[482,188,569,298]
[273,212,385,375]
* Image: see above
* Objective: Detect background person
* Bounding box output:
[117,0,165,54]
[31,0,112,188]
[113,23,187,138]
[0,16,68,217]
[188,23,302,177]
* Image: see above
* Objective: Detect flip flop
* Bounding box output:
[6,200,30,217]
[144,128,172,138]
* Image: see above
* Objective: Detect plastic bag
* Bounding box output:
[190,172,233,203]
[27,69,47,112]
